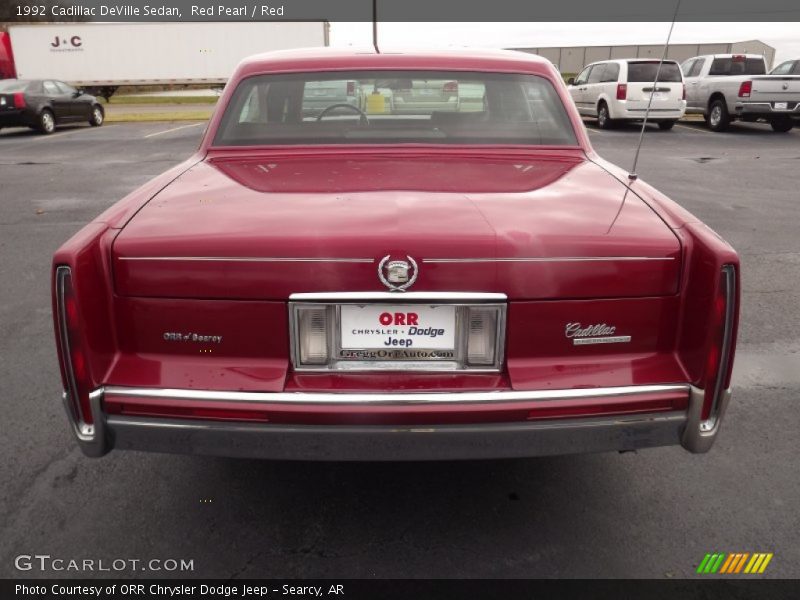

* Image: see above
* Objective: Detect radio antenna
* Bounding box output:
[628,0,682,181]
[372,0,380,53]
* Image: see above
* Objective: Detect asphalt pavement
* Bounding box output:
[0,118,798,579]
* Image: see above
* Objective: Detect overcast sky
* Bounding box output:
[330,22,800,64]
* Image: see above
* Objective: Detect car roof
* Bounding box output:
[584,58,679,67]
[234,47,557,78]
[690,54,765,60]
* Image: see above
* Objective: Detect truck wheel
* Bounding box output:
[597,102,615,129]
[37,109,56,134]
[658,120,677,131]
[770,116,793,132]
[707,99,730,132]
[89,104,105,127]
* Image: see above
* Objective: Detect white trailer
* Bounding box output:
[8,22,329,97]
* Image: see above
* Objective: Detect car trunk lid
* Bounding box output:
[112,153,681,300]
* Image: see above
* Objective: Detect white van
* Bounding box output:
[567,59,687,130]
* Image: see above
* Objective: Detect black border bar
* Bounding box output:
[3,579,800,600]
[6,0,800,22]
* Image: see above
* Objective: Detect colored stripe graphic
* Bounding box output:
[710,553,726,573]
[735,553,749,573]
[719,554,736,574]
[697,554,712,574]
[758,553,773,573]
[699,552,773,574]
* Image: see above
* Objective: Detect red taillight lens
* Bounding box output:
[738,81,752,98]
[443,81,458,94]
[616,83,627,100]
[56,266,94,425]
[702,266,736,421]
[13,92,26,108]
[346,81,355,96]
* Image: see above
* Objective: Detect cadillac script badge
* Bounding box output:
[378,255,418,291]
[565,322,631,345]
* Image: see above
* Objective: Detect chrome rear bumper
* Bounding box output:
[65,384,730,461]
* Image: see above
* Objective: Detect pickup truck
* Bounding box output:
[681,53,800,132]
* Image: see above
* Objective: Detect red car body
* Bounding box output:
[52,49,739,460]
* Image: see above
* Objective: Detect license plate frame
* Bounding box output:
[289,296,507,373]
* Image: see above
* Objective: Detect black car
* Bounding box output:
[0,79,104,134]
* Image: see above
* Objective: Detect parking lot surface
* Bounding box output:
[0,119,798,578]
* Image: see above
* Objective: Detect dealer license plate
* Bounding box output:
[774,102,788,110]
[339,304,456,359]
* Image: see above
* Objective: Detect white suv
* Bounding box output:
[567,59,687,130]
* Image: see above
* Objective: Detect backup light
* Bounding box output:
[296,306,329,365]
[466,307,500,366]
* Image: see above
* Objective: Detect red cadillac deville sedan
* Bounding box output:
[52,48,739,460]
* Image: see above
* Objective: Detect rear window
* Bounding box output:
[0,80,29,93]
[626,62,683,83]
[214,70,578,147]
[709,57,766,76]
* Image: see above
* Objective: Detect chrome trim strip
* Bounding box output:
[422,256,675,263]
[103,383,690,406]
[572,335,632,346]
[117,256,374,263]
[289,292,507,302]
[118,256,675,265]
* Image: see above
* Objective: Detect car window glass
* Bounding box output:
[574,67,591,85]
[601,63,620,82]
[770,61,793,75]
[688,59,704,77]
[216,70,578,147]
[681,59,696,76]
[587,65,605,84]
[0,80,30,92]
[55,81,76,95]
[795,62,800,75]
[709,57,766,76]
[237,83,270,124]
[627,62,683,82]
[42,81,60,95]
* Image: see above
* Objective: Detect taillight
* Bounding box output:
[701,265,736,424]
[738,81,752,98]
[682,84,686,100]
[13,92,26,108]
[443,81,459,94]
[56,266,94,428]
[616,83,627,100]
[346,81,355,96]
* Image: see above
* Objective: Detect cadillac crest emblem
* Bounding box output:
[378,255,418,291]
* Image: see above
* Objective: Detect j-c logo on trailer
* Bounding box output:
[51,36,82,49]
